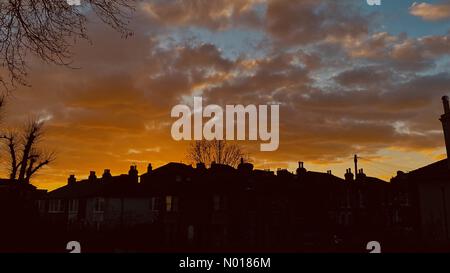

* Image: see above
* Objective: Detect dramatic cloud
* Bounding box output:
[265,0,368,46]
[3,0,450,189]
[142,0,263,30]
[410,2,450,21]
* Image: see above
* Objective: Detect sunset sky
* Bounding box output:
[3,0,450,190]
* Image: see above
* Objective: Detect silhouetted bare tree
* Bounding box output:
[0,0,136,89]
[187,140,246,168]
[1,119,55,184]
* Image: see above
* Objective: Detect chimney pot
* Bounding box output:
[88,171,97,181]
[128,165,138,176]
[68,174,76,185]
[345,168,354,181]
[102,169,112,180]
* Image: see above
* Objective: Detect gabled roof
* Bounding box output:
[408,159,449,177]
[48,180,103,199]
[48,173,140,199]
[0,179,38,191]
[392,159,450,184]
[151,162,195,176]
[303,171,345,183]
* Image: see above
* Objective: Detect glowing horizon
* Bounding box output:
[2,0,450,191]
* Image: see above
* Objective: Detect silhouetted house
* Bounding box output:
[137,159,390,251]
[391,160,450,248]
[390,96,450,249]
[350,170,391,241]
[43,166,156,231]
[30,98,450,252]
[0,179,47,251]
[34,157,395,251]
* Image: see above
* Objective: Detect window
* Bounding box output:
[49,199,63,212]
[187,225,195,243]
[393,210,400,224]
[68,199,79,213]
[358,190,365,208]
[345,212,351,225]
[213,195,226,211]
[37,200,46,212]
[166,195,179,212]
[150,197,162,211]
[166,196,172,212]
[94,198,105,212]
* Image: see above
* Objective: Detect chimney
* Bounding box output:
[440,96,450,167]
[88,171,97,182]
[238,159,254,173]
[196,162,206,171]
[296,161,307,176]
[102,169,112,180]
[128,165,138,183]
[356,168,366,181]
[345,168,354,182]
[147,163,153,173]
[68,175,76,186]
[443,96,450,114]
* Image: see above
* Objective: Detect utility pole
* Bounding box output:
[354,154,358,176]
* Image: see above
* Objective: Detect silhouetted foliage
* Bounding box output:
[187,140,245,168]
[0,0,136,89]
[1,118,55,183]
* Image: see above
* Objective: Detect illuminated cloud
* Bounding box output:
[410,2,450,21]
[3,0,450,189]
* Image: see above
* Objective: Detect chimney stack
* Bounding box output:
[88,171,97,182]
[128,165,138,183]
[345,168,354,182]
[102,169,112,180]
[68,174,76,186]
[196,162,206,171]
[296,161,307,176]
[443,96,450,114]
[440,96,450,168]
[356,168,366,181]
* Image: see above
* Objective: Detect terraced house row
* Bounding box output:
[2,97,450,252]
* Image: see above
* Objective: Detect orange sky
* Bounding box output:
[1,0,450,190]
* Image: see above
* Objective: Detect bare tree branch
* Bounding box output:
[0,0,136,89]
[17,119,43,181]
[1,117,55,184]
[24,149,55,183]
[0,132,19,179]
[187,140,246,168]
